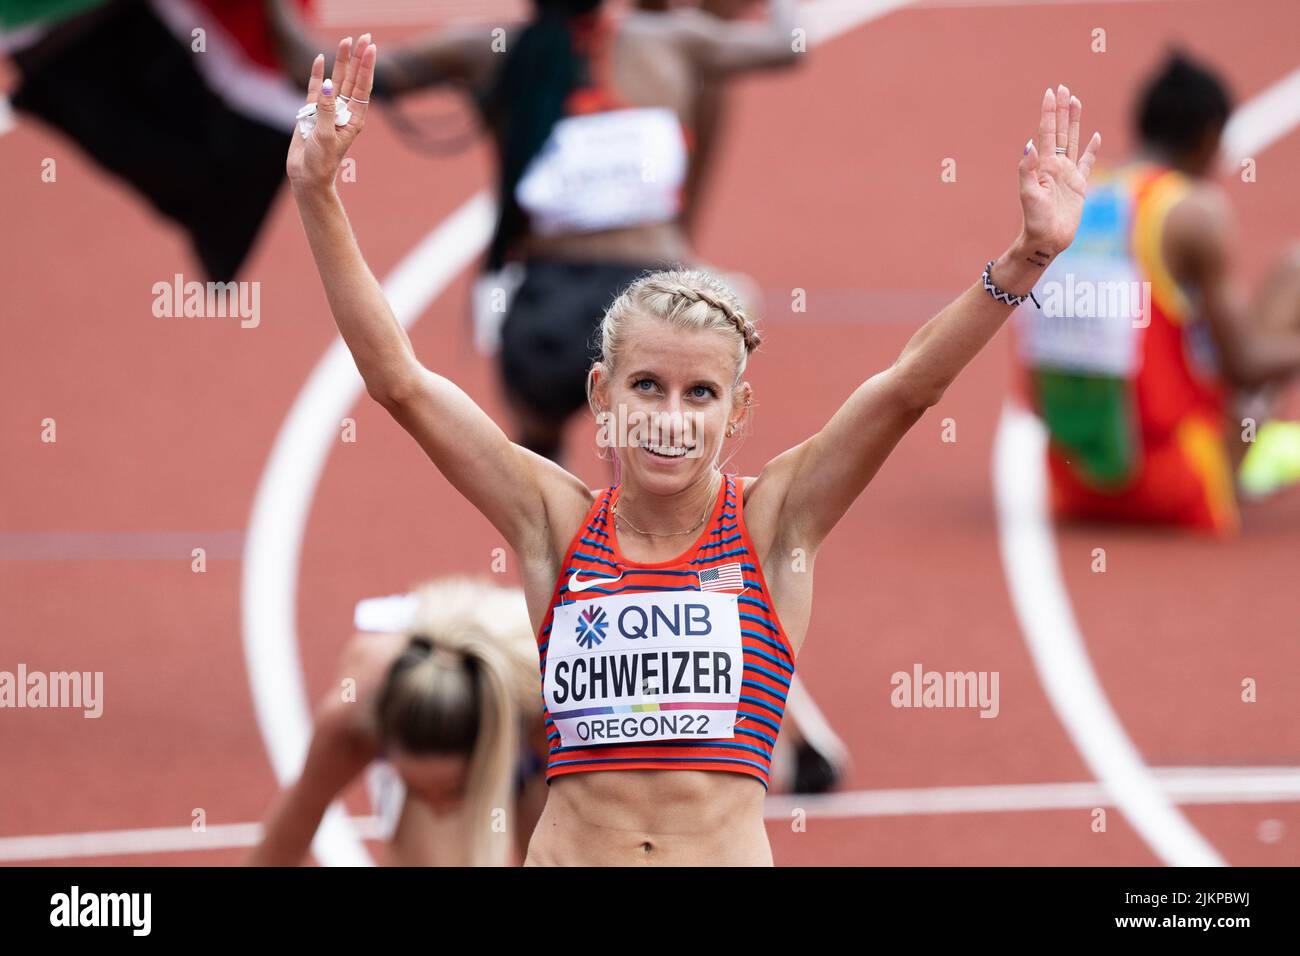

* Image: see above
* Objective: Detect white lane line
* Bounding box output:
[0,823,266,863]
[804,0,916,43]
[993,405,1226,866]
[238,0,913,868]
[239,192,495,869]
[5,767,1295,862]
[765,767,1300,820]
[0,817,387,863]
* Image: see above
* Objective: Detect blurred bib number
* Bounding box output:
[515,107,688,236]
[545,590,743,748]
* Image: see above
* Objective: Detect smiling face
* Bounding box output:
[594,310,750,497]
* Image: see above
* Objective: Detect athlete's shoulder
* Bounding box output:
[1176,179,1231,220]
[1155,181,1233,290]
[623,8,740,56]
[1165,180,1233,260]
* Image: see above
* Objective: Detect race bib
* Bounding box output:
[544,590,743,748]
[515,107,688,236]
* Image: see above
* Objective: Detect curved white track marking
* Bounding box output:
[1222,67,1300,168]
[803,0,916,42]
[240,0,912,867]
[240,192,494,867]
[993,405,1225,866]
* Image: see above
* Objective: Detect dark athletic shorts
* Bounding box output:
[498,259,656,426]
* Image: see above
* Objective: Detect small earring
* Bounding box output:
[726,423,736,438]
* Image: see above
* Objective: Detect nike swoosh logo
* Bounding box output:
[568,570,623,592]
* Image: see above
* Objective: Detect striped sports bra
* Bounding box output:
[536,474,794,789]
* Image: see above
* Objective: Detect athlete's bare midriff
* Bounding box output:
[523,770,771,866]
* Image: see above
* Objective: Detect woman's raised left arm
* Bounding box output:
[756,85,1100,549]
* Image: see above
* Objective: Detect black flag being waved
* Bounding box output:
[9,0,290,282]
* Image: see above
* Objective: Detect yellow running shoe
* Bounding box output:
[1239,421,1300,498]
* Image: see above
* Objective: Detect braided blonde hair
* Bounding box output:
[587,268,761,410]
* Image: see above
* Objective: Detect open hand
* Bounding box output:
[286,34,378,191]
[1017,85,1101,262]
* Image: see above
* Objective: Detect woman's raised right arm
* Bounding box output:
[288,40,587,554]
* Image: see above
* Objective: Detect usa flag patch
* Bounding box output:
[698,563,744,592]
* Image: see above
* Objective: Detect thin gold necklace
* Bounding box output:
[613,475,718,538]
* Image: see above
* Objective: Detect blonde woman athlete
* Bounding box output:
[288,38,1100,865]
[248,579,545,867]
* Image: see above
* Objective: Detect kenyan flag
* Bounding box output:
[6,0,307,281]
[1,0,110,32]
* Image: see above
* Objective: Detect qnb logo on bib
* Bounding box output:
[613,601,713,640]
[546,591,744,747]
[575,606,609,648]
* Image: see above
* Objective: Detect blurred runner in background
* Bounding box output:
[266,0,800,464]
[1013,51,1300,533]
[248,579,547,867]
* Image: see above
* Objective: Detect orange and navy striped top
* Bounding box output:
[536,474,794,789]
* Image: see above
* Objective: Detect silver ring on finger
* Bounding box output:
[1055,147,1067,155]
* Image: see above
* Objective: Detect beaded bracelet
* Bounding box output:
[982,259,1040,308]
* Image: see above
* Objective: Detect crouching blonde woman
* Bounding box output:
[248,579,545,866]
[289,38,1099,865]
